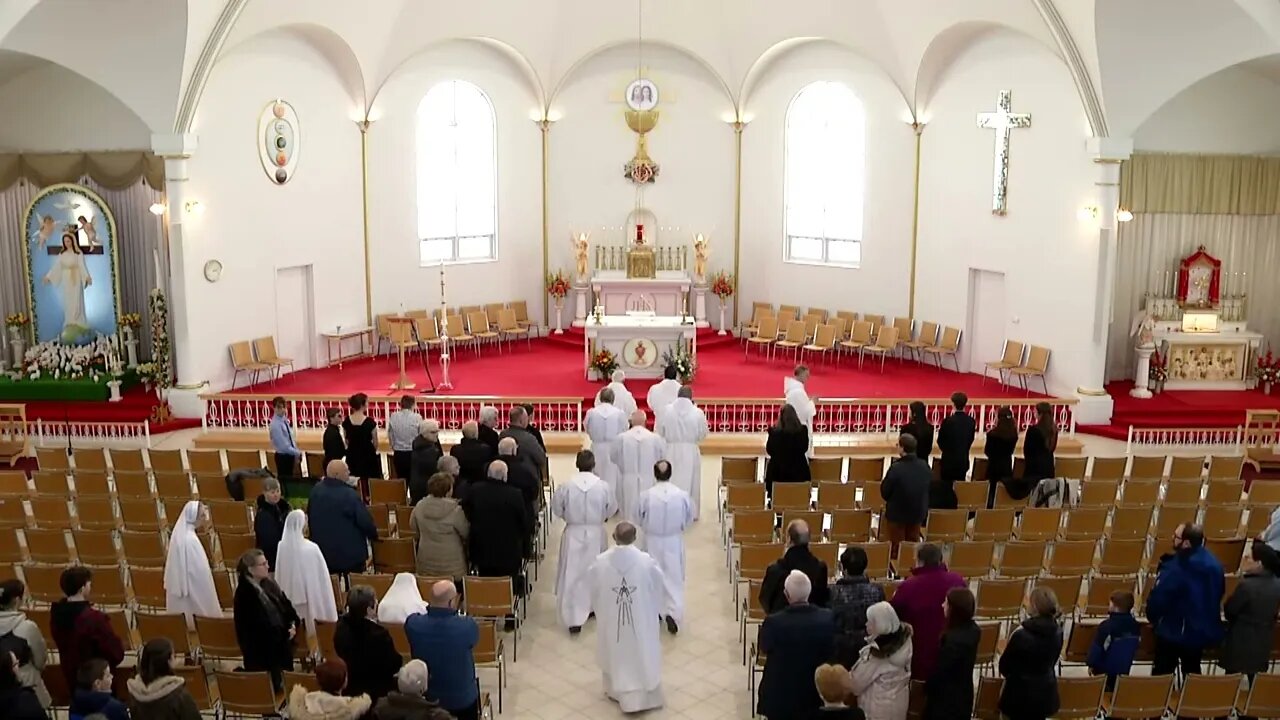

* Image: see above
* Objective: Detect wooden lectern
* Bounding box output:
[386,317,417,391]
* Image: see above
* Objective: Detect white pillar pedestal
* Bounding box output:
[693,286,709,328]
[124,339,139,368]
[1130,345,1154,399]
[107,380,123,402]
[166,385,208,419]
[1072,390,1115,425]
[552,300,565,334]
[572,285,589,328]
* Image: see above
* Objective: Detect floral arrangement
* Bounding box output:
[135,362,164,388]
[1149,350,1168,383]
[710,271,735,300]
[148,289,172,391]
[623,158,660,184]
[546,270,571,300]
[21,335,117,382]
[1256,350,1280,386]
[589,349,618,379]
[4,313,29,328]
[120,313,142,328]
[661,339,697,384]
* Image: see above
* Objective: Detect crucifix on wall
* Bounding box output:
[977,90,1031,215]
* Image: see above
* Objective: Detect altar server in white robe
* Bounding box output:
[552,450,617,632]
[273,509,339,632]
[595,370,638,417]
[611,409,667,523]
[646,365,682,433]
[637,460,693,634]
[574,522,668,713]
[656,386,708,521]
[377,572,427,624]
[585,388,628,502]
[784,364,817,458]
[165,501,221,625]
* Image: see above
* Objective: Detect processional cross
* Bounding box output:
[976,90,1031,215]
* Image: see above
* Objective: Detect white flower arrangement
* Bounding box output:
[22,335,120,382]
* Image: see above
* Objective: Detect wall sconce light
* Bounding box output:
[1116,209,1134,222]
[148,203,167,216]
[184,200,205,216]
[1078,205,1099,221]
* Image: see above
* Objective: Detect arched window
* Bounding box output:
[417,80,497,264]
[784,82,865,266]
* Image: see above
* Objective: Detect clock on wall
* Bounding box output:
[203,259,223,283]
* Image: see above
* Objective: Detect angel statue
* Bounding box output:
[572,232,590,282]
[692,234,710,285]
[1130,309,1156,349]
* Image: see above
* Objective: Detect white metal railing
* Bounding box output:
[201,394,586,433]
[1126,426,1245,453]
[699,398,1077,436]
[30,419,151,447]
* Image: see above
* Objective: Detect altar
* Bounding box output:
[584,313,696,379]
[590,272,692,316]
[1155,323,1263,390]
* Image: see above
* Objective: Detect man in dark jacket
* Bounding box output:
[498,437,541,542]
[521,403,547,450]
[757,570,835,720]
[461,460,532,598]
[371,659,452,720]
[829,546,885,667]
[477,406,501,454]
[500,406,546,483]
[760,519,829,614]
[1146,523,1225,678]
[880,433,931,553]
[49,567,125,690]
[409,420,444,505]
[253,477,291,570]
[450,421,494,490]
[307,460,378,575]
[1219,541,1280,682]
[405,581,480,720]
[934,392,976,508]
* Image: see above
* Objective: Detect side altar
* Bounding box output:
[584,313,697,379]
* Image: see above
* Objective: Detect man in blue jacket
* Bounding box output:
[307,460,377,576]
[406,580,480,720]
[1145,523,1225,678]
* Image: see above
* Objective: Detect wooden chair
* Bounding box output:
[467,311,500,353]
[1128,455,1167,481]
[187,450,224,477]
[510,299,539,337]
[1015,508,1063,541]
[229,341,272,389]
[74,497,117,531]
[1008,345,1050,394]
[195,615,242,662]
[1077,480,1118,508]
[955,482,988,511]
[135,612,191,656]
[496,309,531,351]
[130,568,169,608]
[828,510,873,544]
[948,541,995,579]
[860,326,899,372]
[745,317,778,361]
[1031,575,1081,616]
[24,528,72,564]
[118,499,162,533]
[37,447,71,474]
[997,541,1047,579]
[1083,576,1136,617]
[30,496,74,530]
[1208,454,1245,481]
[974,578,1026,621]
[970,509,1015,542]
[214,670,278,716]
[974,676,1003,720]
[838,320,874,363]
[1061,507,1108,541]
[1053,676,1106,720]
[1090,456,1127,481]
[771,482,811,511]
[1096,539,1146,576]
[1168,454,1206,480]
[891,317,913,357]
[369,478,408,506]
[815,482,856,512]
[1046,540,1096,577]
[773,320,808,363]
[1103,674,1174,720]
[901,321,938,364]
[72,530,120,566]
[983,340,1025,386]
[73,448,108,473]
[463,576,521,659]
[372,537,417,574]
[1240,673,1280,719]
[1170,673,1242,717]
[206,500,250,533]
[721,482,766,529]
[445,314,476,356]
[924,509,968,542]
[922,326,961,371]
[800,323,837,365]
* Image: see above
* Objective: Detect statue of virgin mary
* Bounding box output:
[42,229,92,342]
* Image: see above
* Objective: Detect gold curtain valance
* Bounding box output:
[0,152,164,191]
[1120,152,1280,215]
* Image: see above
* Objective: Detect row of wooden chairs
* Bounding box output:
[984,339,1051,394]
[228,336,294,389]
[967,673,1272,720]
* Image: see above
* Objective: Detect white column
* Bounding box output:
[152,133,207,419]
[1073,137,1133,425]
[1130,346,1154,399]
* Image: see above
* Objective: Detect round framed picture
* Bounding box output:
[258,100,299,185]
[625,78,659,112]
[622,338,659,369]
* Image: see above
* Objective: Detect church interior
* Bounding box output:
[3,0,1280,717]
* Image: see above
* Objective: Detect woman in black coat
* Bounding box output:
[408,423,444,506]
[983,406,1019,507]
[764,404,810,497]
[1022,402,1057,485]
[232,549,300,690]
[899,401,934,461]
[0,651,46,720]
[333,585,402,702]
[1221,543,1280,681]
[924,588,980,720]
[998,587,1062,720]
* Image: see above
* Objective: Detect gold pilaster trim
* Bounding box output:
[358,120,373,327]
[539,119,551,326]
[731,120,745,328]
[908,122,924,319]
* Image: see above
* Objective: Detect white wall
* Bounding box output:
[366,42,541,318]
[184,32,364,390]
[1134,66,1280,154]
[738,44,916,319]
[547,44,736,319]
[915,30,1097,396]
[0,63,151,151]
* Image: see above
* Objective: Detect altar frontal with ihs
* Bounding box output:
[569,71,709,379]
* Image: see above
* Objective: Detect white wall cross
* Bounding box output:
[976,90,1031,216]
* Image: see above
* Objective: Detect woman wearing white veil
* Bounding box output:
[273,510,338,632]
[376,573,426,624]
[164,501,221,626]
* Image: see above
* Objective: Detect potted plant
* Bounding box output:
[661,340,697,384]
[1148,349,1168,393]
[1256,351,1279,395]
[546,269,571,335]
[589,348,618,382]
[709,271,735,335]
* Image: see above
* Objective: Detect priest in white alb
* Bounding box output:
[574,521,668,714]
[637,460,693,634]
[552,449,617,632]
[646,365,682,433]
[656,385,708,520]
[595,369,638,417]
[585,387,628,502]
[611,409,667,523]
[784,364,817,458]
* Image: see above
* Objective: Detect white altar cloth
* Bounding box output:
[591,272,691,316]
[584,314,697,379]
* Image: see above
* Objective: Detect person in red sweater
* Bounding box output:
[49,567,124,690]
[889,543,966,680]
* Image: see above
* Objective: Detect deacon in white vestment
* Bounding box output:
[164,501,221,625]
[784,364,817,458]
[273,509,339,632]
[656,386,708,521]
[610,410,667,523]
[646,366,682,434]
[637,460,694,632]
[377,572,428,624]
[584,388,628,503]
[552,450,617,630]
[574,522,668,713]
[594,370,638,417]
